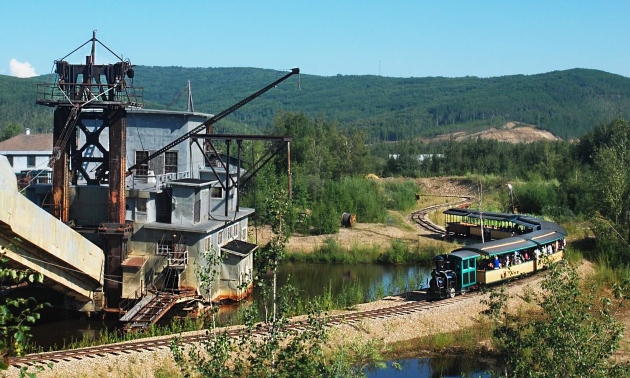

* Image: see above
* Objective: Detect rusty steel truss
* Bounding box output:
[36,31,139,308]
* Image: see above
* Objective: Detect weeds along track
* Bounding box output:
[12,293,471,368]
[13,272,541,368]
[411,196,472,234]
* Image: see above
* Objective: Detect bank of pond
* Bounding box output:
[30,262,433,351]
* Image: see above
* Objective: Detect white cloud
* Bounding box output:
[9,58,37,78]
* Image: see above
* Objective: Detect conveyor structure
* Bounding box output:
[0,156,104,311]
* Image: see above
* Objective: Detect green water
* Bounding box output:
[30,262,432,350]
[269,261,432,301]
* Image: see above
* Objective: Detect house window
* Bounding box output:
[165,151,178,174]
[205,236,212,252]
[233,224,239,238]
[136,198,147,212]
[211,187,223,199]
[27,155,36,167]
[242,227,247,241]
[204,152,220,167]
[217,231,223,246]
[135,150,149,176]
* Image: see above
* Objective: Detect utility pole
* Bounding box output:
[479,180,485,243]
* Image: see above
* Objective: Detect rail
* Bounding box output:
[11,273,542,368]
[118,281,146,315]
[36,83,143,107]
[411,196,473,234]
[129,171,191,191]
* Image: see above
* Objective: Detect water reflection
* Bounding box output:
[270,262,432,301]
[29,316,116,350]
[367,357,495,377]
[30,263,431,349]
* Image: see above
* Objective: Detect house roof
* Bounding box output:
[0,134,53,153]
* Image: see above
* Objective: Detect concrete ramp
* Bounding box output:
[0,156,104,310]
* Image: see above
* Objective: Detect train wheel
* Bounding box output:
[449,288,455,298]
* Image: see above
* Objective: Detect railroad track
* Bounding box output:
[12,270,543,368]
[12,292,474,368]
[411,196,472,234]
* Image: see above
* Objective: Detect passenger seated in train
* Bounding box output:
[513,253,522,265]
[480,258,498,270]
[493,256,501,269]
[479,259,489,270]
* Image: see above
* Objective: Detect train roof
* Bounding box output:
[449,250,479,260]
[444,209,520,223]
[454,237,537,257]
[443,208,470,217]
[526,229,566,245]
[536,220,567,235]
[443,208,567,235]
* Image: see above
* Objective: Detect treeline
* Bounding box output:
[241,112,417,236]
[3,67,630,142]
[0,75,52,140]
[376,137,576,182]
[133,67,630,141]
[242,111,630,266]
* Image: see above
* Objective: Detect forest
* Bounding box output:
[233,112,630,268]
[3,66,630,375]
[2,66,630,142]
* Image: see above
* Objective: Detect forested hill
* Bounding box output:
[2,67,630,141]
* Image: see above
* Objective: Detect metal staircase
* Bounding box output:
[119,288,197,332]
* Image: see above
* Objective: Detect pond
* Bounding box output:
[265,261,431,301]
[30,262,432,350]
[366,356,496,377]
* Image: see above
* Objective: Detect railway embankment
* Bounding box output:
[7,266,555,378]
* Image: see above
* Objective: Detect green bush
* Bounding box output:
[302,177,421,235]
[381,180,418,211]
[513,180,559,215]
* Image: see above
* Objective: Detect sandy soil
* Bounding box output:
[419,121,560,144]
[251,221,425,253]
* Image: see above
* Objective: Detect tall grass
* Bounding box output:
[386,318,493,356]
[35,315,206,353]
[286,238,448,265]
[302,177,422,234]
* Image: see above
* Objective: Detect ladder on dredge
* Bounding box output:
[119,289,197,332]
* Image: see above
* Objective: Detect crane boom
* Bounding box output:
[127,68,300,175]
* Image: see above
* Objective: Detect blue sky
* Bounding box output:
[1,1,629,79]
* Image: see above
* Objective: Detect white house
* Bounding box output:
[0,129,53,183]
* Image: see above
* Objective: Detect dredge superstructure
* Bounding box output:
[1,32,298,330]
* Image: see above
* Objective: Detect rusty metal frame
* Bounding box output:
[190,134,291,215]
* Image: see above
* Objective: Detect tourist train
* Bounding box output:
[428,208,566,299]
